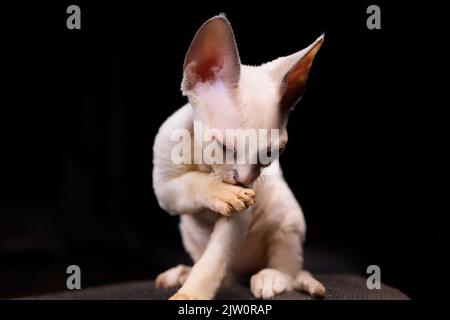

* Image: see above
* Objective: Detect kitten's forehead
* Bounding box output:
[237,65,283,129]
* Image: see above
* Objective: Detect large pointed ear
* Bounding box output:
[270,35,324,112]
[181,15,241,94]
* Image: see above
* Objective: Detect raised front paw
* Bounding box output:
[205,183,255,216]
[250,268,293,299]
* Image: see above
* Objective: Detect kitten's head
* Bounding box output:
[181,14,323,186]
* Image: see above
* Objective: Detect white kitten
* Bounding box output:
[153,14,325,300]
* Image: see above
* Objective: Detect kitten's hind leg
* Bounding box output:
[155,265,191,289]
[294,270,326,299]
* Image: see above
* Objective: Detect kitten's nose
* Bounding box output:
[236,166,261,186]
[222,170,239,185]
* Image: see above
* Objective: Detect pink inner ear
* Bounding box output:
[196,52,224,82]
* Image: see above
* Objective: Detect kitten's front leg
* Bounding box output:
[170,211,251,300]
[250,230,298,299]
[154,171,255,299]
[250,173,326,299]
[154,171,255,216]
[250,230,326,299]
[251,230,325,299]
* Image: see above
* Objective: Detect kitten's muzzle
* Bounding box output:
[224,166,261,187]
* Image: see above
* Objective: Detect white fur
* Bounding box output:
[194,79,242,132]
[152,16,325,300]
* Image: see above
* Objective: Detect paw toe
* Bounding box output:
[250,269,292,300]
[169,292,198,300]
[311,283,326,299]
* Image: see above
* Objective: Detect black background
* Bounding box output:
[1,1,443,300]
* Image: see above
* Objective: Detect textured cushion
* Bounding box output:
[22,274,409,300]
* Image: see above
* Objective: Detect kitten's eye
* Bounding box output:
[260,161,271,168]
[216,139,227,152]
[216,139,237,158]
[279,144,287,155]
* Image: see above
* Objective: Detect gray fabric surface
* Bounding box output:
[22,274,409,300]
